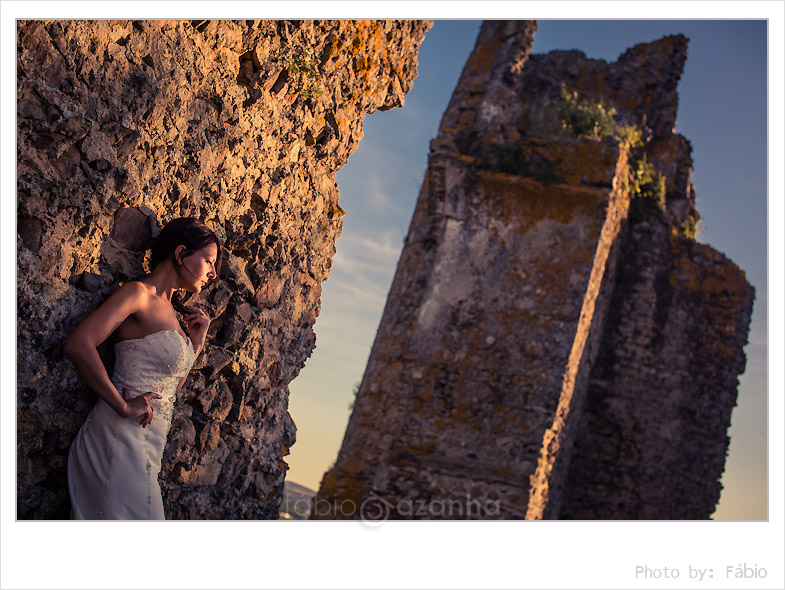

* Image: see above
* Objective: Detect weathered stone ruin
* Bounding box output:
[315,20,755,519]
[17,19,431,519]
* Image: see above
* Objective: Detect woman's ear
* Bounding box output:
[174,244,186,265]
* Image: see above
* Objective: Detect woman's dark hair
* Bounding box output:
[149,217,222,313]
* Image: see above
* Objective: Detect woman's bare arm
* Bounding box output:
[175,374,188,395]
[64,281,152,417]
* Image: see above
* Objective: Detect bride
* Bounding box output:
[65,217,222,519]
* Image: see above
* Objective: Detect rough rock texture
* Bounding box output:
[314,21,754,519]
[558,211,755,519]
[17,19,431,520]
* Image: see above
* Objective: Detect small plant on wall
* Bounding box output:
[271,44,321,101]
[557,83,617,140]
[524,82,617,143]
[614,123,666,209]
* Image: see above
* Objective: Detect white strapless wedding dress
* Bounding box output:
[67,330,195,519]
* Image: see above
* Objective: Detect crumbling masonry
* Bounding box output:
[315,20,754,519]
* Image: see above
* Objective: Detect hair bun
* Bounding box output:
[149,217,223,275]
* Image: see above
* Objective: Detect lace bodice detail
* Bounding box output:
[112,330,195,424]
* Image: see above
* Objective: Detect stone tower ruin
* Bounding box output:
[314,20,754,519]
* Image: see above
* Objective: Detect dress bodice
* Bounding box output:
[112,329,195,423]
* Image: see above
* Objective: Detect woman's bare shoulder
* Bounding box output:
[111,280,152,299]
[67,280,152,348]
[100,280,153,314]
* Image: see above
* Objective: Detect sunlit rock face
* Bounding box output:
[16,19,431,520]
[315,20,754,520]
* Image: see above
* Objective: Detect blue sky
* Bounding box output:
[286,19,769,521]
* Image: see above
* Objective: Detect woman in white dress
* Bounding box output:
[65,217,222,519]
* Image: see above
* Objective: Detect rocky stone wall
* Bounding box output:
[558,209,754,519]
[315,21,754,519]
[17,19,431,519]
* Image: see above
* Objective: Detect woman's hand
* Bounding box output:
[121,388,162,428]
[184,305,210,354]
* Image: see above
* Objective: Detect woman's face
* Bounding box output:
[177,243,218,293]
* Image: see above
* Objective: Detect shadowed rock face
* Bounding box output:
[315,20,754,520]
[17,19,431,520]
[559,212,755,520]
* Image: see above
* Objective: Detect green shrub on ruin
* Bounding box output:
[615,124,644,152]
[556,83,617,140]
[523,83,617,143]
[612,122,666,210]
[629,153,666,207]
[680,210,702,239]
